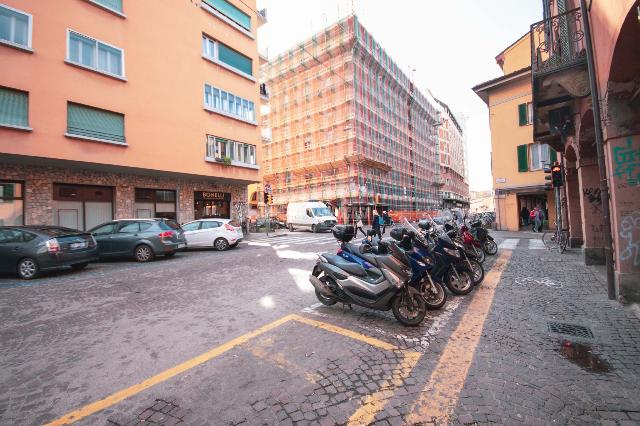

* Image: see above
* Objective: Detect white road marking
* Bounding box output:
[498,238,520,250]
[528,239,545,250]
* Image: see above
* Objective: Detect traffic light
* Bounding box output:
[544,162,563,191]
[265,193,273,205]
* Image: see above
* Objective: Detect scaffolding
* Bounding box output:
[261,15,442,223]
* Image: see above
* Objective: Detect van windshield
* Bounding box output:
[312,207,332,217]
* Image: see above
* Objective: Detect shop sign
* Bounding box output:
[195,191,231,201]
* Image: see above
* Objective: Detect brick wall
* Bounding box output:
[1,163,247,225]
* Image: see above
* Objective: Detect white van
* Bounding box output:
[286,202,337,233]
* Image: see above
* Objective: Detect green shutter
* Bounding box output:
[218,43,252,76]
[518,103,527,126]
[0,87,29,127]
[550,148,558,163]
[93,0,123,13]
[517,144,529,172]
[203,0,251,30]
[67,102,125,143]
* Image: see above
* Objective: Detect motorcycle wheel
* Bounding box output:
[391,289,426,326]
[313,271,338,306]
[469,259,485,285]
[419,278,447,310]
[483,239,498,255]
[444,268,473,295]
[471,246,486,263]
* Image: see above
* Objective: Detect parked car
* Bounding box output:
[181,219,243,251]
[0,226,98,279]
[89,219,186,262]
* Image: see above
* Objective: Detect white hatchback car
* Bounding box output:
[181,219,243,251]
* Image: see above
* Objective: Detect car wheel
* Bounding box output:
[17,257,39,280]
[134,244,155,262]
[214,238,229,251]
[71,262,89,270]
[289,224,294,232]
[311,224,317,233]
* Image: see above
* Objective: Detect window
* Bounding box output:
[118,222,140,233]
[204,84,255,123]
[0,86,29,129]
[206,135,257,166]
[90,222,116,235]
[181,222,201,231]
[202,35,252,77]
[67,102,125,144]
[0,181,24,226]
[201,221,221,229]
[518,102,533,126]
[89,0,124,15]
[67,30,124,78]
[134,188,176,220]
[202,0,251,31]
[0,4,31,49]
[529,143,551,170]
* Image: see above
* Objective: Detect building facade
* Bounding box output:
[260,15,441,223]
[434,98,470,209]
[473,32,559,232]
[0,0,265,229]
[528,0,640,301]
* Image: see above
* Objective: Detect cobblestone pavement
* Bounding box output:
[1,231,639,425]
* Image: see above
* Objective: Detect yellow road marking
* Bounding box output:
[45,314,296,426]
[347,351,421,425]
[290,314,398,351]
[247,335,322,383]
[406,251,513,424]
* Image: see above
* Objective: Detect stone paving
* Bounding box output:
[1,232,639,425]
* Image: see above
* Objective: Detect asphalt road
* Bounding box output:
[1,231,639,425]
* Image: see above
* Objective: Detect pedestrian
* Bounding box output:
[355,210,366,237]
[382,210,390,235]
[521,206,530,227]
[530,208,538,232]
[372,210,382,240]
[538,207,546,232]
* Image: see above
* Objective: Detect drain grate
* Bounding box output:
[548,321,594,339]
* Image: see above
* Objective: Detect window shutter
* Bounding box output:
[0,87,28,127]
[67,103,125,143]
[517,145,528,172]
[550,148,558,163]
[518,103,527,126]
[217,43,252,76]
[93,0,123,13]
[204,0,251,30]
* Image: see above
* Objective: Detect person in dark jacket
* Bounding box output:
[520,206,530,227]
[372,211,382,240]
[382,211,390,234]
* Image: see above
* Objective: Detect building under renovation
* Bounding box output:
[260,15,442,223]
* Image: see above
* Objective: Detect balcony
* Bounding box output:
[530,8,589,150]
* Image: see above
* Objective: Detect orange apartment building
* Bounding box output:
[0,0,265,230]
[260,15,442,224]
[434,98,470,209]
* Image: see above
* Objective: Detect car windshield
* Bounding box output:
[159,220,181,230]
[312,207,332,217]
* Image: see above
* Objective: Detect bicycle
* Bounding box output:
[542,224,568,253]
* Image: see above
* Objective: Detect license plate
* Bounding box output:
[70,242,87,249]
[177,243,186,249]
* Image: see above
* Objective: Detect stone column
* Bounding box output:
[577,157,605,265]
[564,164,583,247]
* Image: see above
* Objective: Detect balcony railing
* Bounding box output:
[530,8,586,76]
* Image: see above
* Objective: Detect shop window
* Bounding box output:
[134,188,177,220]
[52,183,113,230]
[0,181,24,226]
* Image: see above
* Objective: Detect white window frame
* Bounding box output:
[204,83,256,125]
[200,0,254,40]
[65,29,126,80]
[0,3,33,51]
[529,143,550,171]
[206,135,258,168]
[201,34,255,82]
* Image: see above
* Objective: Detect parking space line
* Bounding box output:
[290,314,398,351]
[44,314,296,426]
[406,251,513,424]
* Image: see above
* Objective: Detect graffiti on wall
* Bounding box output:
[612,137,640,186]
[582,187,601,213]
[619,211,640,267]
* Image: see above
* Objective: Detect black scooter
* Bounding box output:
[309,225,427,326]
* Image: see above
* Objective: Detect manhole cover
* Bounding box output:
[548,321,594,339]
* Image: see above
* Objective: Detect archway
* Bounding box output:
[564,144,583,247]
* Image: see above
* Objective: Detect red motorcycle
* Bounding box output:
[447,222,486,264]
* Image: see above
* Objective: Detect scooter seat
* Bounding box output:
[323,254,367,277]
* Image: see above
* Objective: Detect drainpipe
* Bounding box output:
[580,0,616,300]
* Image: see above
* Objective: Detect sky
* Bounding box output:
[256,0,543,191]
